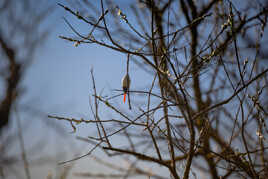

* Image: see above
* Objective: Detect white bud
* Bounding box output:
[74,41,80,47]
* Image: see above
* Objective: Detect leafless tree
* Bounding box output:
[0,1,71,179]
[56,0,268,178]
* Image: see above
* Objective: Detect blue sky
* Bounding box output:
[10,1,159,178]
[8,0,265,178]
[4,0,202,177]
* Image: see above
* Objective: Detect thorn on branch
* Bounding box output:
[57,3,70,11]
